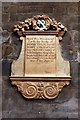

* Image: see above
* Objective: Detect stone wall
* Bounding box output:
[1,2,79,119]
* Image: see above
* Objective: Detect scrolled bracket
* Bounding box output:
[11,80,70,99]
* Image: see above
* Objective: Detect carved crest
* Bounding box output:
[13,15,67,37]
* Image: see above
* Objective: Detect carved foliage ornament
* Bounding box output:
[12,81,70,99]
[10,15,71,99]
[13,15,67,37]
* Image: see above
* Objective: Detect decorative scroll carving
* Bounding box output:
[13,15,67,37]
[11,80,70,99]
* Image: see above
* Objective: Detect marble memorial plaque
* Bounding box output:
[10,15,71,99]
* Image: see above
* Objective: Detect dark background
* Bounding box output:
[1,2,80,119]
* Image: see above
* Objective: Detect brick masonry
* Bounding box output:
[1,2,80,119]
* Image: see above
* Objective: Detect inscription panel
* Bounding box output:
[25,35,56,77]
